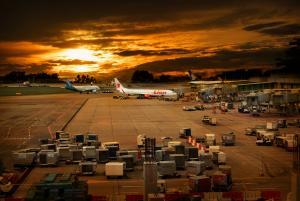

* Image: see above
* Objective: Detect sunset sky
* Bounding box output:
[0,0,299,79]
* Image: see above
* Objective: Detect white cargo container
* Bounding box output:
[186,161,206,176]
[209,146,220,153]
[105,162,125,178]
[217,152,226,164]
[13,150,37,166]
[209,118,217,126]
[205,134,216,145]
[83,146,96,159]
[102,141,120,150]
[266,121,278,130]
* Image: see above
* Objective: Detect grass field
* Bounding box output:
[0,86,74,96]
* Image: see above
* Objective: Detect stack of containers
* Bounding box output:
[57,146,71,161]
[158,161,176,177]
[186,161,206,176]
[169,154,185,170]
[38,150,58,166]
[83,146,96,160]
[174,144,185,154]
[185,147,199,160]
[13,149,37,167]
[161,137,173,147]
[70,149,83,162]
[212,171,231,192]
[119,155,134,171]
[189,175,211,192]
[199,152,213,169]
[96,148,109,163]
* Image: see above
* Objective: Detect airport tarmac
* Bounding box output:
[0,93,299,199]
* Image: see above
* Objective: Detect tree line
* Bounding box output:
[0,71,60,83]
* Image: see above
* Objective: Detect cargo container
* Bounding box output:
[174,144,185,154]
[86,134,100,147]
[186,161,206,176]
[169,154,185,170]
[105,162,125,178]
[212,171,228,187]
[117,150,129,157]
[39,138,53,145]
[82,146,96,160]
[74,134,84,143]
[212,152,226,164]
[199,153,213,169]
[13,149,37,167]
[155,150,168,161]
[179,128,191,138]
[119,155,134,171]
[57,146,71,161]
[209,146,220,153]
[107,146,118,159]
[285,140,296,151]
[161,137,173,147]
[96,148,109,163]
[218,165,231,177]
[137,134,146,147]
[40,144,56,151]
[205,134,216,146]
[185,147,198,160]
[70,149,83,162]
[168,141,183,148]
[127,150,139,164]
[266,121,278,131]
[157,161,176,177]
[102,141,120,150]
[209,118,217,126]
[221,132,235,146]
[189,175,211,192]
[38,150,58,166]
[275,136,287,147]
[79,161,97,175]
[55,130,64,139]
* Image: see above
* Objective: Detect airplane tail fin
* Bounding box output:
[65,80,75,90]
[114,78,125,93]
[188,70,197,81]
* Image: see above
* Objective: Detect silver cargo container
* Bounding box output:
[158,161,176,177]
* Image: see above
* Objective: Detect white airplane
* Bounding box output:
[65,80,100,93]
[114,78,177,97]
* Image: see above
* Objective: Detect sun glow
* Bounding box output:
[62,48,98,61]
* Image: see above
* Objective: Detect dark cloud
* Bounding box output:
[1,0,299,41]
[131,47,285,73]
[117,49,192,56]
[0,63,53,75]
[244,22,300,36]
[46,59,97,65]
[259,24,300,36]
[243,21,286,31]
